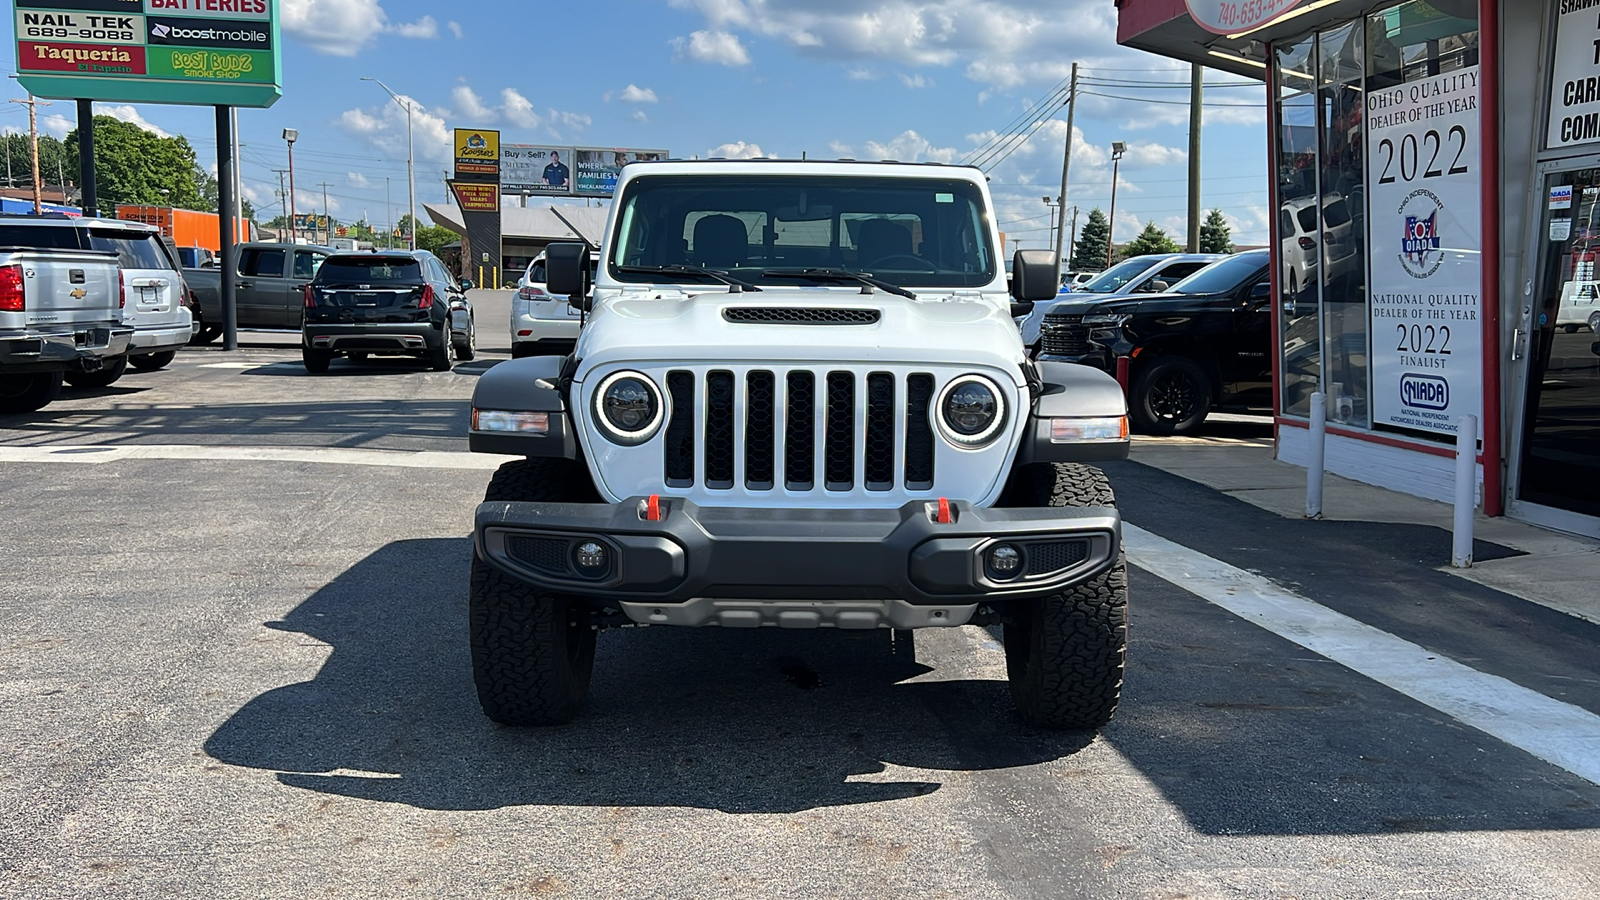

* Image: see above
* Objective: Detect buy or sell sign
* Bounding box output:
[14,0,282,108]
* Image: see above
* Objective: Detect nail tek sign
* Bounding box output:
[1184,0,1304,34]
[13,0,282,108]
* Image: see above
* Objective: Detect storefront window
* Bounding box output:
[1319,23,1369,426]
[1277,35,1320,417]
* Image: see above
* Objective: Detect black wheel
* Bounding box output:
[454,323,476,362]
[427,325,455,371]
[1563,324,1580,334]
[0,372,64,414]
[997,463,1128,731]
[1589,311,1600,333]
[128,350,177,371]
[1131,355,1213,436]
[472,457,603,726]
[64,355,128,389]
[484,457,601,503]
[302,347,332,374]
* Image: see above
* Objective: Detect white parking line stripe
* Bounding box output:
[0,444,515,470]
[1123,523,1600,786]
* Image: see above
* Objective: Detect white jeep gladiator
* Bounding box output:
[467,160,1131,729]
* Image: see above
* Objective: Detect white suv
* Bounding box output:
[465,160,1134,731]
[510,252,593,357]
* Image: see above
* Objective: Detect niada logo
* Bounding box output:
[1397,189,1445,279]
[1400,373,1449,411]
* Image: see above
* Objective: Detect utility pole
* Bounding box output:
[1187,63,1203,252]
[362,78,416,251]
[9,95,50,214]
[1053,62,1079,268]
[318,181,332,244]
[386,176,392,249]
[1068,206,1080,268]
[232,108,244,242]
[283,129,298,244]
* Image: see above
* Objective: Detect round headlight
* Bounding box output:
[937,375,1006,446]
[593,371,664,444]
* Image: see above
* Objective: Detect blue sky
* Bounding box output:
[3,0,1270,247]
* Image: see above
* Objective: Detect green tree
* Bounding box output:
[199,174,257,222]
[397,214,457,255]
[2,134,74,193]
[63,116,206,212]
[1200,208,1234,254]
[1123,221,1182,257]
[1070,207,1110,271]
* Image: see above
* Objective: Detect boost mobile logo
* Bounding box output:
[1400,373,1449,411]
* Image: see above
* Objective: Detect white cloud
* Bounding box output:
[336,93,453,163]
[900,73,932,89]
[390,15,437,38]
[348,172,371,188]
[94,103,170,137]
[447,20,464,39]
[501,89,541,129]
[546,109,591,139]
[618,84,659,104]
[281,0,387,56]
[865,130,958,163]
[296,189,340,215]
[633,110,650,124]
[672,30,751,66]
[708,141,775,159]
[452,85,496,122]
[39,115,73,139]
[846,67,879,80]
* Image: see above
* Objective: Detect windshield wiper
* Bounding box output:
[615,264,762,292]
[758,267,917,300]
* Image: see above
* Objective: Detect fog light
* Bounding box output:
[987,543,1022,579]
[574,541,608,574]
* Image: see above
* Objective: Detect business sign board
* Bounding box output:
[450,181,500,213]
[1364,65,1483,438]
[1184,0,1303,35]
[573,147,668,197]
[13,0,281,107]
[1548,0,1600,148]
[454,128,500,179]
[293,213,329,231]
[502,144,574,195]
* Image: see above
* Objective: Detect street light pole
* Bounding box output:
[282,128,298,244]
[1106,141,1126,269]
[362,77,416,251]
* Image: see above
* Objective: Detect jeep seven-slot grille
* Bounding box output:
[664,369,937,493]
[1040,314,1088,356]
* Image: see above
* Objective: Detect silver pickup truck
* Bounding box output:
[0,230,132,414]
[185,242,335,342]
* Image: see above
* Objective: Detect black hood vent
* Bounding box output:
[722,307,881,325]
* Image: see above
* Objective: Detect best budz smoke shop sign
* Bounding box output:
[1364,65,1483,438]
[14,0,282,109]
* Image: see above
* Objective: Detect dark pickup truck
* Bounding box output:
[185,242,335,342]
[1037,249,1272,435]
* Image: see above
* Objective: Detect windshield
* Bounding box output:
[316,257,423,284]
[1171,253,1268,294]
[1078,257,1163,293]
[608,174,996,289]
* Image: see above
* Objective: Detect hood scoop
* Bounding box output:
[722,307,881,326]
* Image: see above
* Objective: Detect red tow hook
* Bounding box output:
[935,497,953,524]
[642,494,664,522]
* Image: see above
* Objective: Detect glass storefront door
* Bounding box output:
[1514,169,1600,530]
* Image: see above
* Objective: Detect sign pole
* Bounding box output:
[76,99,96,218]
[216,106,239,352]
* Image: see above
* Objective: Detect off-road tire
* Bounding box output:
[998,463,1128,730]
[302,347,332,374]
[470,556,596,726]
[0,372,64,414]
[128,350,177,371]
[1131,355,1212,436]
[64,354,128,390]
[428,326,455,372]
[483,457,601,504]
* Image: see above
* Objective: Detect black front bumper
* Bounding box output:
[475,497,1120,606]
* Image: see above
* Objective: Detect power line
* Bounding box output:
[1077,90,1266,108]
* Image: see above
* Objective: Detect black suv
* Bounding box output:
[1038,249,1272,434]
[301,250,475,373]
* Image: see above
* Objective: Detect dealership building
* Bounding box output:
[1115,0,1600,538]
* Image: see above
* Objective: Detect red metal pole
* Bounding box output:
[1479,0,1504,517]
[1265,44,1284,449]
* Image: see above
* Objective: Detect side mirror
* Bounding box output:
[459,278,475,291]
[1250,281,1272,300]
[545,242,591,298]
[1010,300,1035,318]
[1010,248,1059,302]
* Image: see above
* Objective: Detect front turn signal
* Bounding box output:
[1049,416,1129,443]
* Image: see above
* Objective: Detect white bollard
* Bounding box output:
[1306,391,1326,519]
[1451,414,1479,568]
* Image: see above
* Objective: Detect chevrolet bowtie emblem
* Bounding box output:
[70,288,87,299]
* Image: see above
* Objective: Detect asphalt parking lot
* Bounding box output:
[2,317,1598,898]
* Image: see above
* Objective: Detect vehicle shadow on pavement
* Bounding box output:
[203,538,1095,814]
[1,400,469,447]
